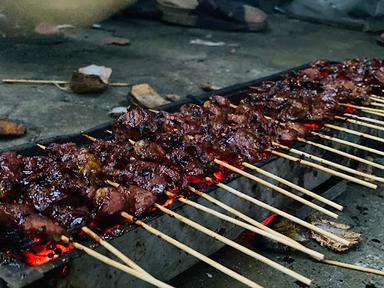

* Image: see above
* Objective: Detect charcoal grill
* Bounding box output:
[0,63,382,288]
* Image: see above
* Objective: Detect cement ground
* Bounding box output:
[0,13,383,288]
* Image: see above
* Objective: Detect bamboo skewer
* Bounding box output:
[81,227,152,277]
[324,123,384,144]
[370,102,384,108]
[311,131,384,157]
[321,259,384,276]
[273,142,384,184]
[242,162,343,211]
[165,191,324,260]
[212,178,350,246]
[335,115,384,132]
[189,186,299,244]
[298,137,384,170]
[269,150,377,189]
[121,212,263,288]
[188,187,384,277]
[2,79,131,87]
[60,236,173,288]
[214,160,338,218]
[370,96,384,104]
[343,113,384,126]
[339,103,384,115]
[154,204,312,285]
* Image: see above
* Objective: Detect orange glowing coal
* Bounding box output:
[304,123,322,129]
[22,242,73,266]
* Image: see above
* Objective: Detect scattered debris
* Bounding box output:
[259,218,309,252]
[206,273,213,279]
[34,23,74,35]
[109,107,127,117]
[200,82,222,92]
[190,39,226,47]
[107,37,130,46]
[129,83,170,108]
[164,94,182,102]
[70,65,112,94]
[92,24,102,29]
[310,218,361,252]
[0,119,26,137]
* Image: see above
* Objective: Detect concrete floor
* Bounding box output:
[0,13,383,288]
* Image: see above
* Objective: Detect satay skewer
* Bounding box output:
[334,115,384,132]
[153,204,312,285]
[60,236,173,288]
[81,227,152,277]
[369,96,384,103]
[172,189,384,277]
[338,103,384,115]
[208,173,350,246]
[267,150,377,189]
[311,132,384,157]
[216,160,338,218]
[241,162,343,210]
[90,133,339,218]
[272,142,384,184]
[321,259,384,276]
[343,113,384,126]
[297,138,384,170]
[165,191,324,261]
[324,123,384,144]
[188,186,300,244]
[36,142,262,287]
[168,190,384,277]
[120,213,263,288]
[369,102,384,108]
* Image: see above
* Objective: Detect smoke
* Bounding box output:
[0,0,137,36]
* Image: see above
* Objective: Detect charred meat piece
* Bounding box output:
[0,203,66,241]
[113,104,159,142]
[0,151,23,200]
[118,160,187,194]
[94,185,157,217]
[133,139,166,162]
[49,205,90,233]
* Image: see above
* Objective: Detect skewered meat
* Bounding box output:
[0,203,66,241]
[0,58,383,244]
[94,185,157,217]
[0,152,23,201]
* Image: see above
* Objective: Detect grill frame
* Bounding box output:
[0,62,380,287]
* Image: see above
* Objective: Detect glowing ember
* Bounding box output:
[213,170,225,181]
[163,197,177,207]
[304,123,322,129]
[344,103,355,114]
[22,242,73,266]
[261,213,278,226]
[186,175,205,184]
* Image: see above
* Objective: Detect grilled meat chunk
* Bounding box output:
[0,203,66,241]
[94,185,157,217]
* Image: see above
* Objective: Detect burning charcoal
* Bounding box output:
[129,83,170,108]
[310,218,361,252]
[69,65,112,94]
[0,119,26,137]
